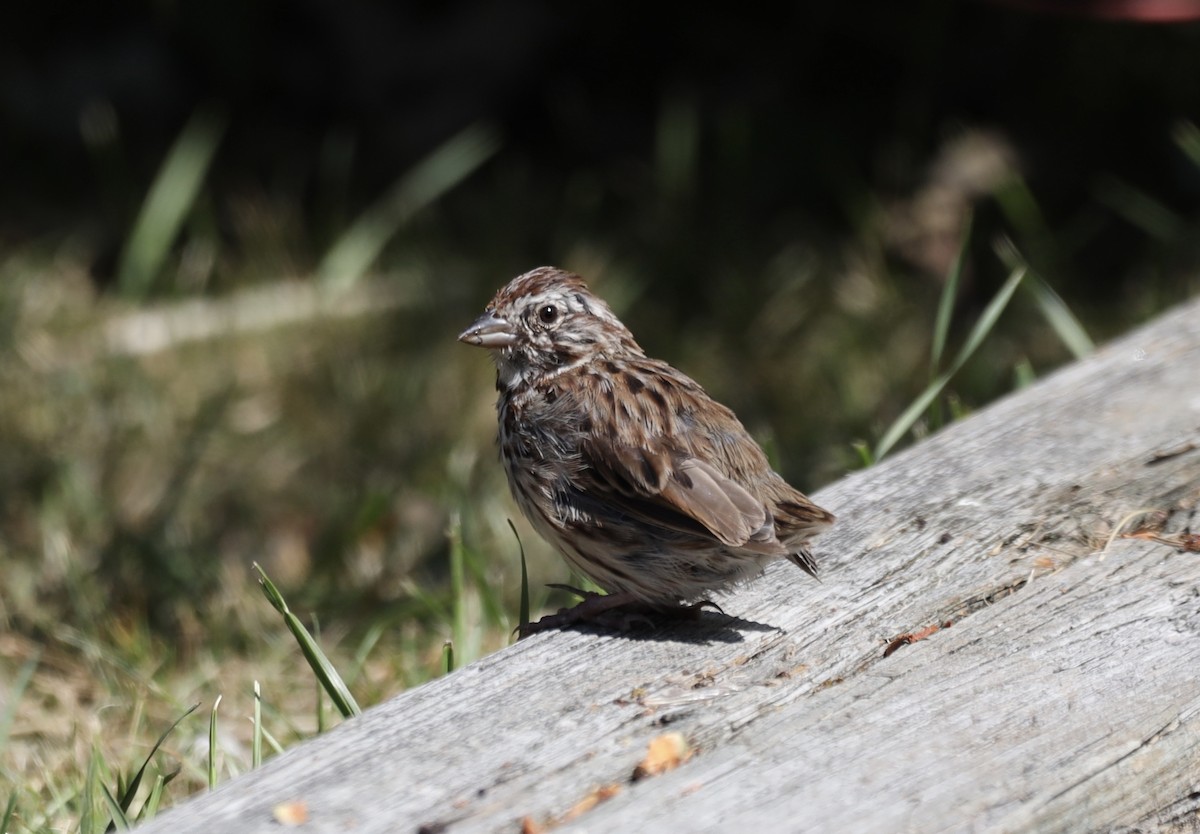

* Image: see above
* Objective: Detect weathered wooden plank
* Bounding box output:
[138,295,1200,834]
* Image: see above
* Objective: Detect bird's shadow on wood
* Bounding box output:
[543,610,781,645]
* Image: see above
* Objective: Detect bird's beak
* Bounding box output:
[458,312,518,348]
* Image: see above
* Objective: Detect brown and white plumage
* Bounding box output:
[460,266,834,622]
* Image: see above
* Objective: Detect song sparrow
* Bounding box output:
[460,266,834,633]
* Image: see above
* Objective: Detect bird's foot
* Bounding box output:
[516,590,724,638]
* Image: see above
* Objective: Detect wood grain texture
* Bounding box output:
[138,296,1200,834]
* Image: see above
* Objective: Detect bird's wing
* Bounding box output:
[581,438,783,552]
[659,457,773,546]
[567,356,789,552]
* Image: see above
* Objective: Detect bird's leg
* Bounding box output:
[678,598,726,616]
[516,589,726,637]
[517,589,642,637]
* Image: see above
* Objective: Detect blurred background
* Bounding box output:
[3,1,1200,824]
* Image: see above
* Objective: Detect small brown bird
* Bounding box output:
[460,266,834,633]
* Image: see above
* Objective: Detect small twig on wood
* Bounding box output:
[883,621,953,657]
[1121,530,1200,553]
[1101,509,1169,560]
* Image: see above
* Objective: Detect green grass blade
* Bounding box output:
[931,211,973,375]
[116,106,227,298]
[208,696,221,790]
[850,440,874,469]
[100,782,131,832]
[992,174,1059,276]
[992,174,1043,236]
[259,724,286,756]
[447,514,468,661]
[443,640,455,675]
[508,519,530,636]
[253,563,362,717]
[873,370,955,464]
[1093,175,1185,240]
[311,610,326,724]
[116,703,198,816]
[996,242,1092,358]
[875,265,1026,461]
[347,619,386,689]
[1013,356,1036,389]
[140,774,166,821]
[926,211,974,431]
[952,265,1026,364]
[2,791,17,834]
[397,576,453,624]
[1173,120,1200,170]
[0,647,40,754]
[1027,273,1093,358]
[315,664,326,731]
[310,613,327,732]
[83,749,98,834]
[319,124,500,292]
[253,681,263,769]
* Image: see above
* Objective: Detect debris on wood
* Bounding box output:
[520,815,544,834]
[632,732,693,781]
[1146,441,1197,465]
[884,621,953,657]
[271,800,308,826]
[562,783,622,822]
[1123,529,1200,553]
[1105,509,1198,554]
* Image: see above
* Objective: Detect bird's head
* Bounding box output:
[458,266,643,388]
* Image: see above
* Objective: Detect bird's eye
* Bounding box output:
[538,304,559,324]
